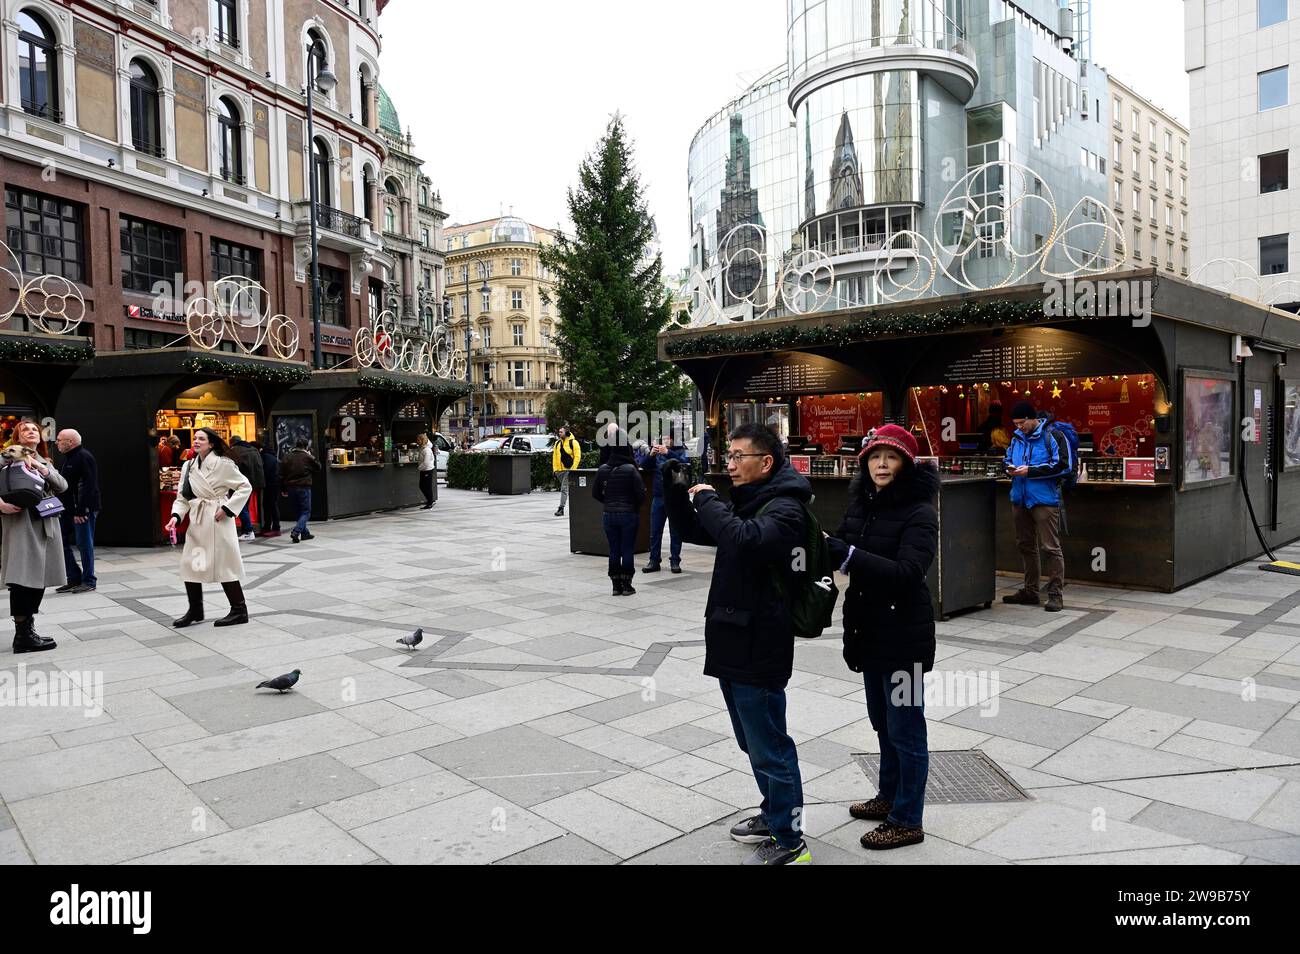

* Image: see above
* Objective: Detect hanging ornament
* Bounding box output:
[858,392,865,401]
[1051,385,1062,399]
[1082,378,1095,391]
[1070,378,1077,389]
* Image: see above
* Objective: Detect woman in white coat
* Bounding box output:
[164,427,253,628]
[417,433,436,509]
[0,420,68,653]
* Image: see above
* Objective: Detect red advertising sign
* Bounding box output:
[1123,458,1156,482]
[790,455,810,475]
[797,394,883,449]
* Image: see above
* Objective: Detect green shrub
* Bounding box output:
[446,451,487,490]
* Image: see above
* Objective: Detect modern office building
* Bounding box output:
[687,0,1129,322]
[1186,0,1298,307]
[1106,74,1189,276]
[441,216,564,437]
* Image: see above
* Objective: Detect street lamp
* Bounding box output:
[460,257,490,443]
[306,44,337,369]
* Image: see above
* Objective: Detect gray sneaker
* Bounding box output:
[743,837,811,865]
[729,814,772,844]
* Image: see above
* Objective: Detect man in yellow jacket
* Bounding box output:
[551,425,582,517]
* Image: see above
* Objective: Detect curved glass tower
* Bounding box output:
[687,0,1117,321]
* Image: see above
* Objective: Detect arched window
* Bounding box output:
[385,178,400,198]
[384,205,396,233]
[129,59,162,157]
[358,68,371,127]
[218,97,243,183]
[18,11,59,122]
[311,137,331,206]
[362,167,375,223]
[307,29,329,93]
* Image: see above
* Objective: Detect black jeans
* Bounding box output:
[419,470,434,506]
[602,511,637,577]
[8,584,45,618]
[261,485,281,531]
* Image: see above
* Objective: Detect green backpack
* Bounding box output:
[757,498,840,639]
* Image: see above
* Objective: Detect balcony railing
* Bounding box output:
[133,138,166,159]
[316,203,366,239]
[21,100,63,124]
[220,167,247,186]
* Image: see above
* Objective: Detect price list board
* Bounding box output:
[942,341,1088,382]
[736,353,872,396]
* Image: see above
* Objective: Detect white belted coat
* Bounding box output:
[171,452,252,584]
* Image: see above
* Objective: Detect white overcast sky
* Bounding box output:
[378,0,1188,272]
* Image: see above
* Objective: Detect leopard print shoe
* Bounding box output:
[860,821,924,850]
[848,797,893,821]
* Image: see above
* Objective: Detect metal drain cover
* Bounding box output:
[851,749,1030,804]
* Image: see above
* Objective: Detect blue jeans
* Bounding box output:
[720,678,804,849]
[602,511,637,577]
[292,487,312,535]
[238,502,253,535]
[648,496,681,566]
[863,669,929,827]
[62,511,97,587]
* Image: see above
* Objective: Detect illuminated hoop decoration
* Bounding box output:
[1189,259,1300,307]
[688,222,839,325]
[1039,194,1128,278]
[0,239,87,334]
[183,276,300,359]
[355,310,453,378]
[872,230,939,303]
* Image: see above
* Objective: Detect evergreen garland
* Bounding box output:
[356,372,470,396]
[663,299,1101,358]
[0,337,93,363]
[181,355,312,383]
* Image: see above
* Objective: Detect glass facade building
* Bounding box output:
[687,0,1118,321]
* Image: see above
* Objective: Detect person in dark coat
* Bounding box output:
[228,437,264,540]
[665,422,812,865]
[643,428,689,574]
[257,440,281,536]
[55,428,100,594]
[825,424,938,851]
[592,426,646,595]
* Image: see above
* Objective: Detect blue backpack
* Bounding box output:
[1044,420,1081,490]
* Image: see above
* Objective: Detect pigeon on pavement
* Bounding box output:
[397,628,423,650]
[256,669,301,693]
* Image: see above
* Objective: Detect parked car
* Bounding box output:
[517,434,558,452]
[470,437,509,452]
[432,432,454,473]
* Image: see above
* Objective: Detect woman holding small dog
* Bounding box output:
[164,427,253,628]
[0,420,68,653]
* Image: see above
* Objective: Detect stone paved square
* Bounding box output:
[2,490,1299,865]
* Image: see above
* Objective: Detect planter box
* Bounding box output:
[488,453,533,495]
[567,467,653,556]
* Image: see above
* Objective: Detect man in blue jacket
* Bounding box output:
[643,428,689,574]
[1002,401,1070,612]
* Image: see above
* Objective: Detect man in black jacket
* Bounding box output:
[667,422,812,865]
[229,437,264,541]
[54,429,100,594]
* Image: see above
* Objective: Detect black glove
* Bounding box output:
[825,535,849,568]
[842,629,863,673]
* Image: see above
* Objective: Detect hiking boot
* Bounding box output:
[1045,594,1064,612]
[848,797,893,821]
[554,507,565,517]
[743,837,811,865]
[300,531,315,541]
[860,821,924,850]
[729,814,772,844]
[643,562,661,573]
[611,576,624,596]
[670,562,681,574]
[1001,590,1040,606]
[621,575,636,596]
[290,531,300,544]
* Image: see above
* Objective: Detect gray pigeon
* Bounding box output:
[256,669,301,693]
[397,628,423,650]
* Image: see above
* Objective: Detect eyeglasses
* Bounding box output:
[725,452,770,463]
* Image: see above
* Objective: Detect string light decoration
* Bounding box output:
[1190,259,1300,307]
[0,239,87,335]
[354,310,462,379]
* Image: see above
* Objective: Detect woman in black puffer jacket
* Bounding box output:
[593,427,646,596]
[825,424,938,852]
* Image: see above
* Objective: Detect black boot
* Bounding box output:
[12,616,56,654]
[611,573,624,596]
[621,573,636,596]
[172,583,204,628]
[214,581,249,627]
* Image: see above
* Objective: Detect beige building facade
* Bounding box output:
[441,216,563,438]
[1106,74,1191,276]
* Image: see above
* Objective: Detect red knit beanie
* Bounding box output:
[860,424,919,464]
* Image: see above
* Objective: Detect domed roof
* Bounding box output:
[491,216,534,244]
[377,85,401,136]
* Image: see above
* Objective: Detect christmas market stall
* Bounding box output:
[661,269,1300,592]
